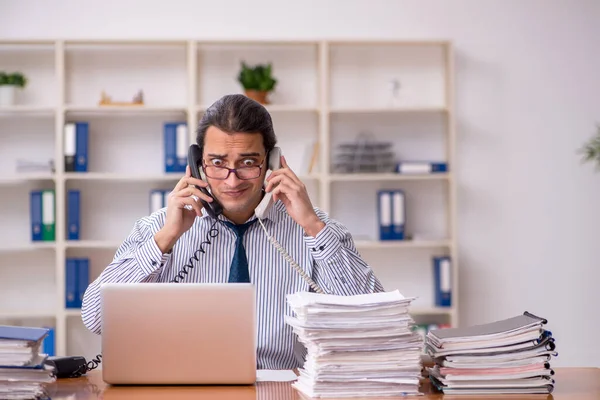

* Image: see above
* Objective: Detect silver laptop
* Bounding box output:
[100,282,257,385]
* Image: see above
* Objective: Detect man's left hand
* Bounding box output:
[264,155,325,237]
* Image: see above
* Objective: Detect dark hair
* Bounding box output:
[196,94,277,154]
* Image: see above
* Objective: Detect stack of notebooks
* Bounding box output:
[285,290,423,398]
[0,325,56,400]
[426,311,557,395]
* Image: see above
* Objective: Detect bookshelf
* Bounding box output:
[0,39,458,359]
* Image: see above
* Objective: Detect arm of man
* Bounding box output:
[304,208,385,296]
[81,212,173,335]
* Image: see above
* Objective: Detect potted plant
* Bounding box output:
[579,124,600,171]
[237,62,277,104]
[0,71,27,106]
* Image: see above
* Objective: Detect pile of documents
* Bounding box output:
[426,311,557,395]
[0,325,56,400]
[285,290,424,398]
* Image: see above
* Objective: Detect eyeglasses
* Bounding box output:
[202,160,264,180]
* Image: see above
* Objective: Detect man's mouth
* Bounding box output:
[222,188,247,198]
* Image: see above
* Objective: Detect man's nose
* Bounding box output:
[225,169,242,186]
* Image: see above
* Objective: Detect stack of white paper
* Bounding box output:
[0,326,56,400]
[285,290,423,398]
[425,312,557,395]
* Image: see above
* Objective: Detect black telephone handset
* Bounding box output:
[187,144,224,219]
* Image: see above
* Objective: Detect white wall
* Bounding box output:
[2,0,600,367]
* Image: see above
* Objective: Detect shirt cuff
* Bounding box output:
[135,237,172,276]
[304,221,344,261]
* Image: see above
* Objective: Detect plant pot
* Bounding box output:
[0,85,17,106]
[244,90,270,105]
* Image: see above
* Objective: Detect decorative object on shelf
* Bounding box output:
[98,90,144,106]
[0,71,27,106]
[332,132,396,173]
[578,123,600,171]
[237,62,277,105]
[388,78,401,107]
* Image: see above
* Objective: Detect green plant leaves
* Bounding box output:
[0,71,27,87]
[237,62,277,92]
[578,124,600,171]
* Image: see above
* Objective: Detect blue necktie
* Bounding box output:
[223,219,257,283]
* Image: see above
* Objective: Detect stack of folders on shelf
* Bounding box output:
[164,122,189,173]
[377,190,405,240]
[285,290,423,398]
[0,325,56,400]
[65,258,89,309]
[426,311,557,395]
[63,122,89,172]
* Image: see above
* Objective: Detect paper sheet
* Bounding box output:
[256,369,298,382]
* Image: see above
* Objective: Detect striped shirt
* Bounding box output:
[81,200,384,369]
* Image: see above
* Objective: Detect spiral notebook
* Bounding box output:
[428,312,547,343]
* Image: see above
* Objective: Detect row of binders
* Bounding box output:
[30,190,55,242]
[65,258,89,309]
[0,325,56,400]
[63,121,190,173]
[63,122,88,172]
[30,190,81,241]
[378,190,405,240]
[164,122,189,173]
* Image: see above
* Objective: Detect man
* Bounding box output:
[81,94,384,369]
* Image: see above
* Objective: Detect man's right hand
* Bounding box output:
[154,165,214,253]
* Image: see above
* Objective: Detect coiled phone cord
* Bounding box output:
[256,218,325,294]
[170,218,221,283]
[173,214,325,293]
[68,354,102,378]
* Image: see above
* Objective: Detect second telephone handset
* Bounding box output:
[187,144,282,219]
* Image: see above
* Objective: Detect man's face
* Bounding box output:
[202,126,267,215]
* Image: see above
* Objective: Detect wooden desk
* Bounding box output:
[45,368,599,400]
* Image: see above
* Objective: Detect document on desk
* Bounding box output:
[256,369,297,382]
[285,290,424,398]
